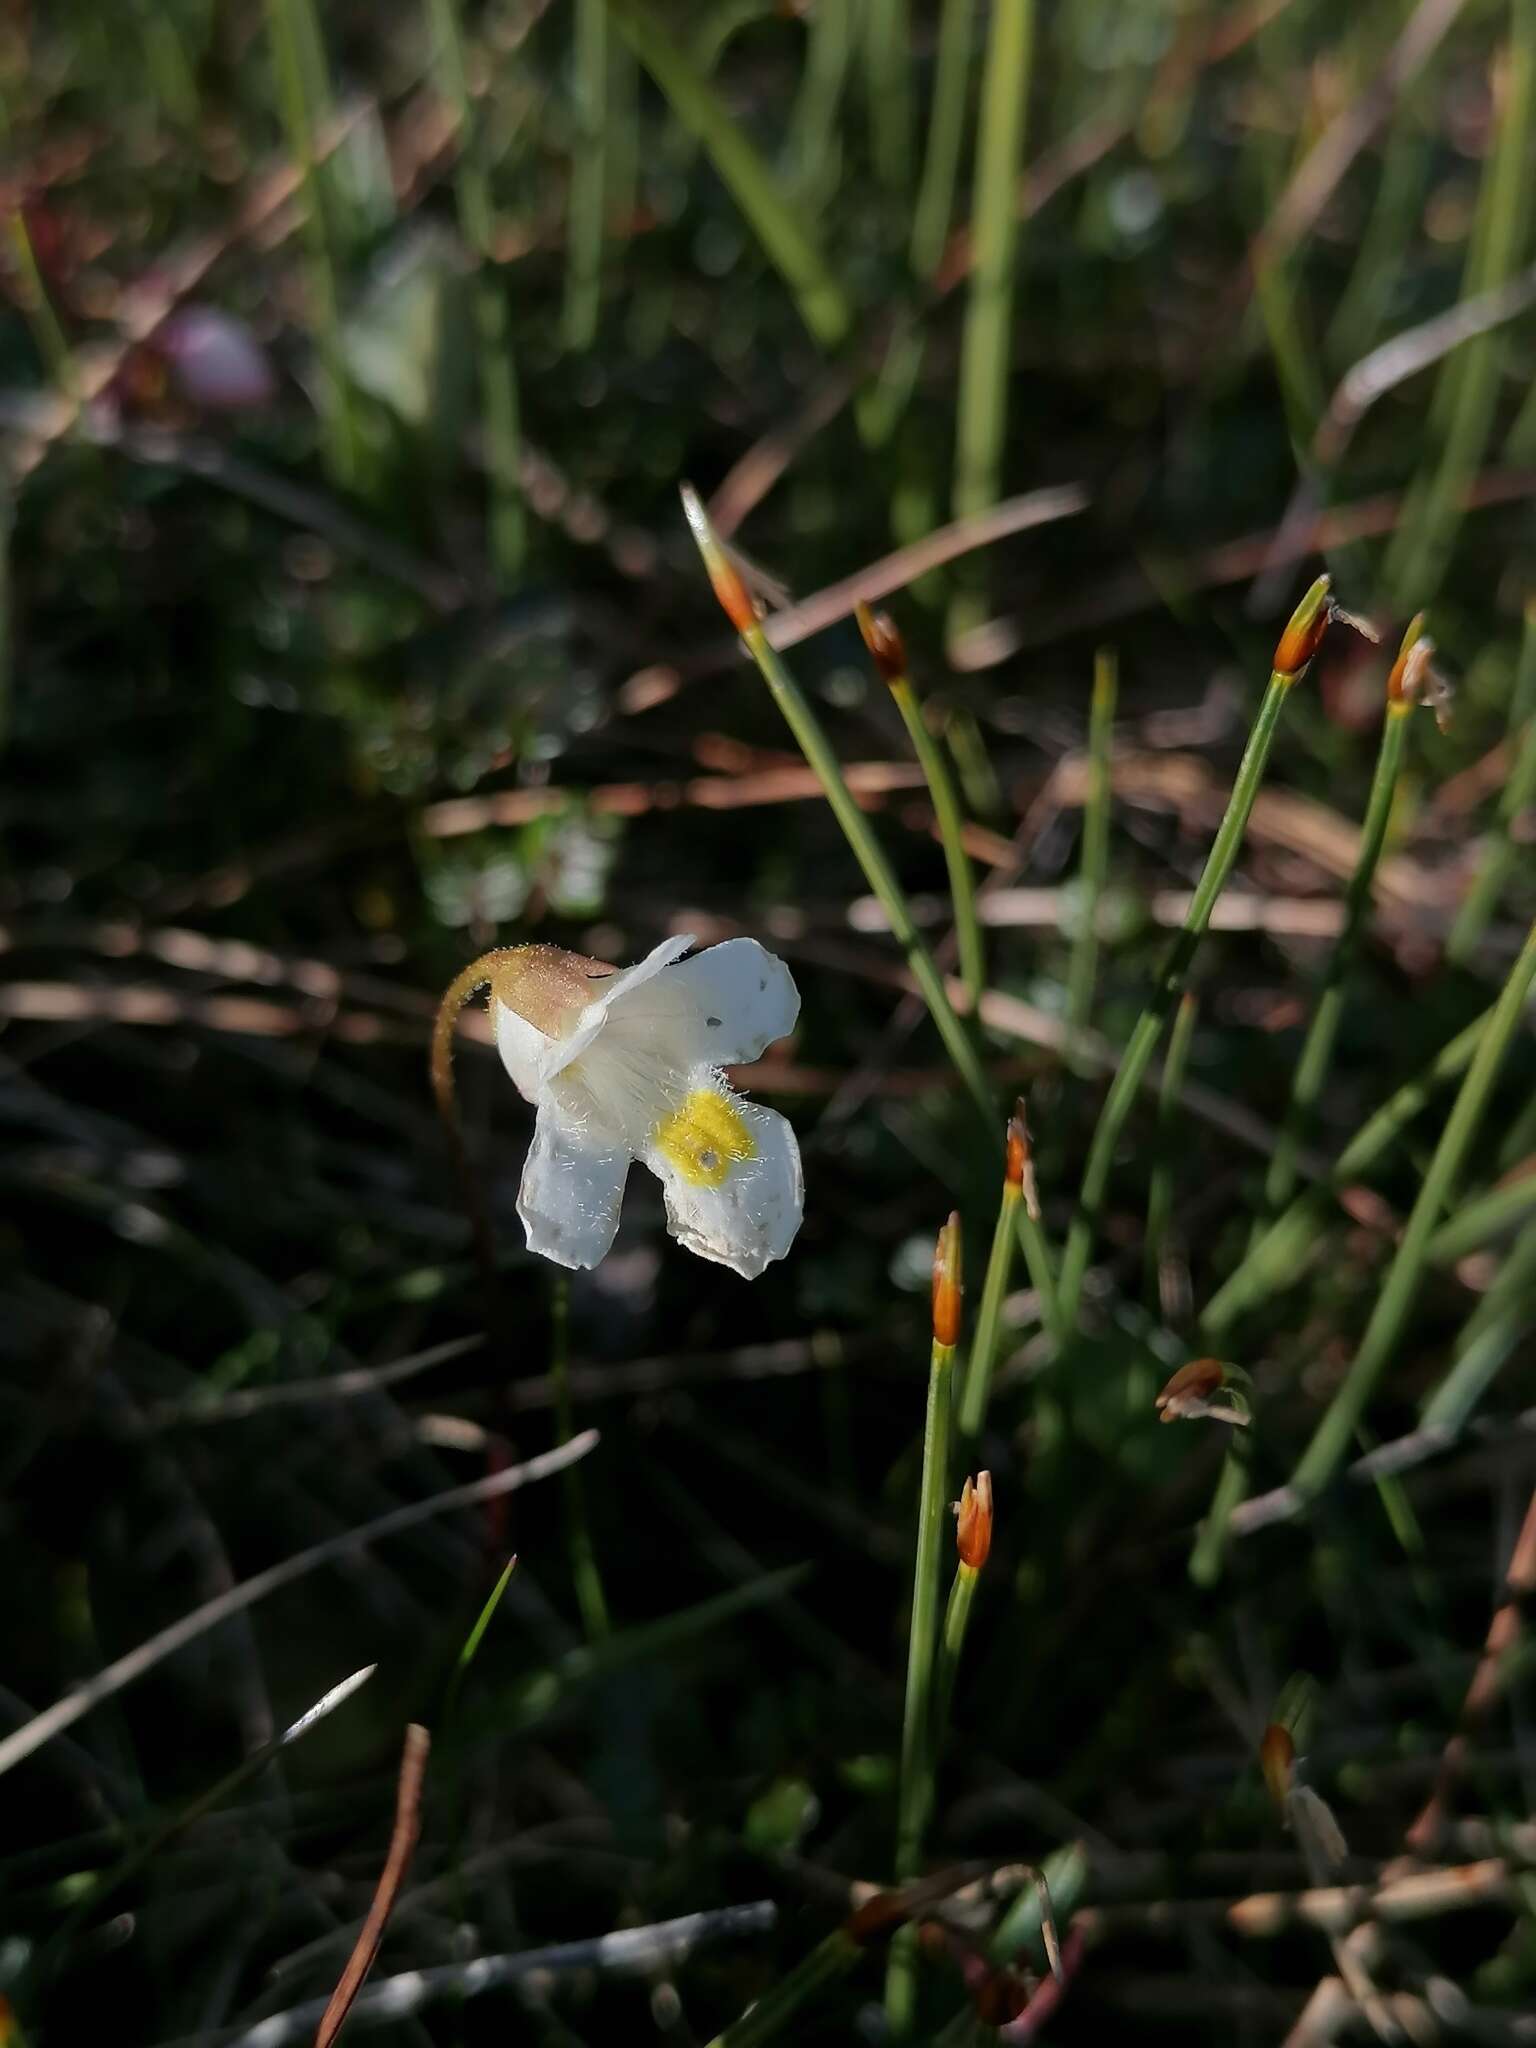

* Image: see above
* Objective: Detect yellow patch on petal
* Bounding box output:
[654,1089,756,1188]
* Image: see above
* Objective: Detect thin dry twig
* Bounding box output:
[314,1723,430,2048]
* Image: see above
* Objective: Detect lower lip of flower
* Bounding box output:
[653,1087,758,1187]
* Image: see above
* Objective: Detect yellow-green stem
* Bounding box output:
[910,0,978,277]
[1447,604,1536,963]
[1145,991,1198,1314]
[891,674,985,1008]
[958,1185,1020,1449]
[1066,648,1118,1061]
[884,1335,956,2033]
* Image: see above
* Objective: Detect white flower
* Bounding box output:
[489,935,803,1278]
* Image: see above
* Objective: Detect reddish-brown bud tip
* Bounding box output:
[931,1210,963,1348]
[680,483,762,635]
[1005,1099,1041,1221]
[855,601,907,683]
[955,1471,994,1570]
[1260,1722,1296,1811]
[1272,573,1335,679]
[1154,1356,1226,1423]
[1386,613,1429,705]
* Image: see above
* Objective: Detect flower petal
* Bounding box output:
[548,932,696,1079]
[494,997,557,1102]
[665,938,799,1064]
[644,1083,802,1278]
[518,1106,630,1270]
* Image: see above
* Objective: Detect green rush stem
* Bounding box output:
[606,0,852,348]
[1056,668,1297,1333]
[787,0,858,205]
[6,208,74,393]
[1282,918,1536,1510]
[564,0,607,350]
[743,625,996,1130]
[910,0,977,277]
[1259,702,1411,1223]
[1200,1004,1497,1344]
[948,0,1035,639]
[1016,1197,1059,1347]
[1144,990,1197,1314]
[1392,0,1536,600]
[429,0,526,580]
[958,1184,1020,1449]
[551,1268,610,1640]
[931,1561,980,1770]
[1066,647,1117,1060]
[1425,1167,1536,1266]
[891,673,986,1009]
[1419,1213,1536,1439]
[1447,606,1536,963]
[884,1335,956,2035]
[267,0,360,488]
[1188,1425,1254,1588]
[705,1927,865,2048]
[864,0,911,192]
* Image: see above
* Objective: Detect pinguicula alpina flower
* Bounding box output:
[441,934,803,1278]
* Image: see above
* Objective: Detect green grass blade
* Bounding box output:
[1065,647,1117,1060]
[1270,917,1536,1518]
[1145,990,1197,1315]
[1447,601,1536,962]
[910,0,978,277]
[606,0,852,348]
[564,0,609,350]
[949,0,1035,641]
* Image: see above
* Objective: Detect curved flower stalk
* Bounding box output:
[433,935,803,1278]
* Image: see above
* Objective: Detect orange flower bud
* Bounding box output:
[1154,1357,1225,1422]
[1272,573,1335,679]
[931,1210,963,1348]
[1260,1722,1296,1811]
[955,1471,993,1570]
[855,601,907,683]
[1005,1099,1041,1221]
[680,483,762,635]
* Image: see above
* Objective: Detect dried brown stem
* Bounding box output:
[314,1724,431,2048]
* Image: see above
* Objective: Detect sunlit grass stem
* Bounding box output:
[884,1216,961,2035]
[910,0,977,277]
[948,0,1035,640]
[1145,991,1197,1314]
[859,605,986,1009]
[428,0,526,580]
[564,0,608,350]
[1066,647,1117,1060]
[957,1126,1023,1450]
[608,0,852,348]
[1447,602,1536,963]
[1281,917,1536,1510]
[1259,631,1419,1224]
[1055,578,1335,1332]
[683,490,995,1128]
[266,0,360,488]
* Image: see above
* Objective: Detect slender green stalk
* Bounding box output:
[1066,648,1118,1059]
[1447,604,1536,962]
[267,0,360,488]
[1260,688,1414,1223]
[1056,579,1333,1332]
[866,609,985,1008]
[910,0,977,277]
[1281,918,1536,1508]
[787,0,859,206]
[957,1156,1021,1449]
[1425,1166,1536,1266]
[565,0,608,350]
[428,0,526,580]
[1391,2,1536,601]
[864,0,912,192]
[1145,991,1197,1314]
[885,1219,961,2035]
[1419,1213,1536,1439]
[440,1553,518,1727]
[550,1269,610,1640]
[606,0,852,348]
[932,1557,980,1761]
[7,208,74,393]
[949,0,1035,640]
[706,1926,865,2048]
[1201,1003,1496,1344]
